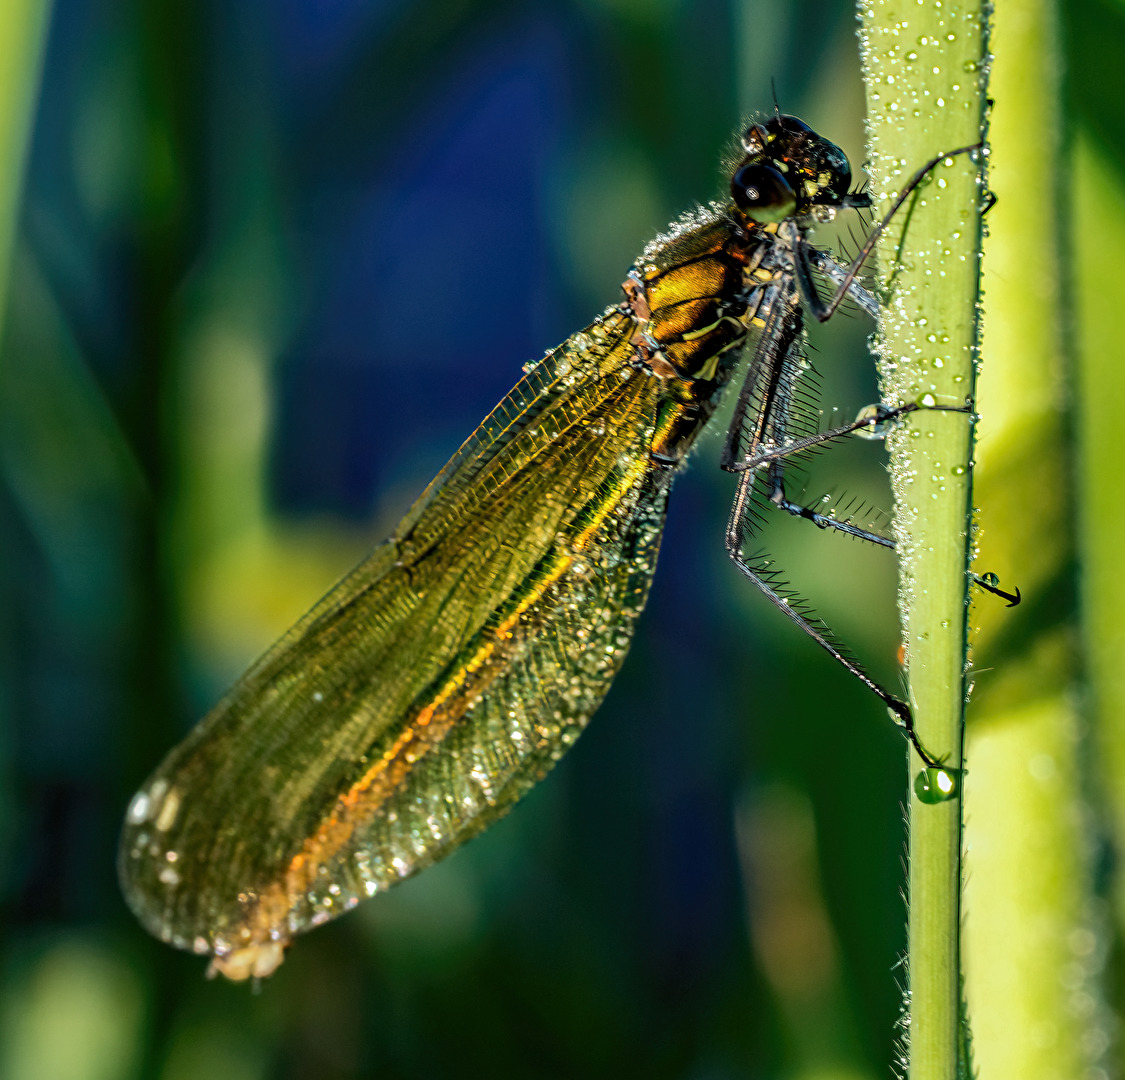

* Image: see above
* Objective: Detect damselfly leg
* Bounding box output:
[722,142,985,770]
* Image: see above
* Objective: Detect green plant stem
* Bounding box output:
[1075,121,1125,1060]
[958,0,1109,1072]
[0,0,51,342]
[856,3,989,1077]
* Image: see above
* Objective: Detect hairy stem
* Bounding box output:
[856,2,989,1077]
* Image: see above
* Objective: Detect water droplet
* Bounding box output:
[855,404,890,439]
[915,767,960,804]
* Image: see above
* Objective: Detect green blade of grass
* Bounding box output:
[959,0,1111,1073]
[0,0,51,341]
[1075,128,1125,1059]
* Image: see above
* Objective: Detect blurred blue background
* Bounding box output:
[0,0,1035,1076]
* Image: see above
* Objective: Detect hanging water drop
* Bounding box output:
[915,767,961,804]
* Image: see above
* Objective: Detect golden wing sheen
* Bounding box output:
[119,308,699,980]
[121,112,882,980]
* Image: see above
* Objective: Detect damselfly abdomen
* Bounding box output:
[120,114,946,981]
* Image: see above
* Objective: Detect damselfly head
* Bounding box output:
[731,114,870,224]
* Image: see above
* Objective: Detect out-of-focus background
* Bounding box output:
[0,0,1120,1077]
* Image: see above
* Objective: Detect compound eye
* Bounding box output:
[731,163,797,223]
[777,114,813,135]
[816,142,852,196]
[740,123,769,155]
[766,114,813,139]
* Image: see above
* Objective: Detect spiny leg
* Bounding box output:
[724,462,943,768]
[758,451,1023,601]
[724,398,993,766]
[807,248,879,318]
[740,403,930,548]
[770,483,1024,608]
[730,402,925,471]
[717,310,928,753]
[739,397,989,543]
[750,404,1023,607]
[768,478,894,548]
[736,401,1020,588]
[725,401,1015,766]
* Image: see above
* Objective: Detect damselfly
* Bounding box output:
[120,114,980,981]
